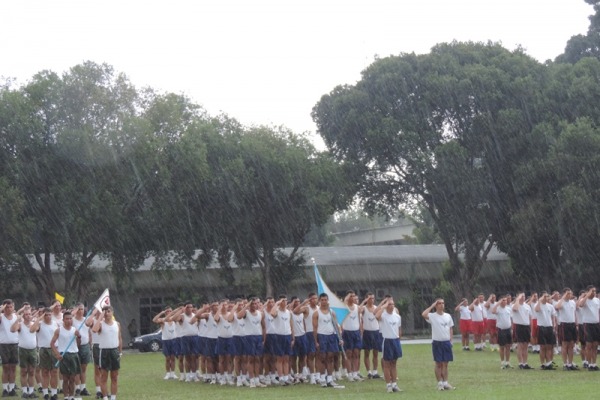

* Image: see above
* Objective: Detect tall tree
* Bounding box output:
[313,42,548,297]
[557,1,600,63]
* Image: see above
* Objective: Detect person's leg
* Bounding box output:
[109,370,119,398]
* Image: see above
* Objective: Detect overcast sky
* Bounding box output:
[0,0,593,142]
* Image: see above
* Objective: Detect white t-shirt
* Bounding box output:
[458,305,471,320]
[511,303,531,326]
[379,310,401,339]
[535,302,556,327]
[342,305,360,331]
[580,297,600,324]
[362,307,380,331]
[471,304,484,322]
[0,314,19,344]
[18,322,37,350]
[494,306,512,330]
[316,309,335,335]
[245,310,263,336]
[272,309,291,336]
[427,312,454,341]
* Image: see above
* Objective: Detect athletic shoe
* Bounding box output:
[1,390,7,398]
[387,385,393,393]
[367,373,373,379]
[372,373,381,379]
[475,347,483,352]
[8,390,17,397]
[437,383,444,391]
[43,395,49,400]
[27,394,38,399]
[589,365,599,371]
[326,382,345,389]
[164,373,171,380]
[49,395,58,400]
[443,383,455,390]
[570,365,580,370]
[346,376,355,382]
[321,381,328,388]
[392,385,403,392]
[354,375,364,382]
[522,364,533,370]
[357,373,364,379]
[249,381,256,388]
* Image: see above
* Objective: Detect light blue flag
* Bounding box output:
[313,261,349,324]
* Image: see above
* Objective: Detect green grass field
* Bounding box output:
[118,344,598,399]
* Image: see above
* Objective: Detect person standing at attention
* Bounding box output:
[422,299,455,391]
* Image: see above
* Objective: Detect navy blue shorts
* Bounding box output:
[382,338,402,361]
[264,334,276,355]
[342,330,362,351]
[362,330,382,350]
[203,338,217,358]
[245,335,263,356]
[233,336,244,356]
[305,333,316,354]
[217,337,234,356]
[162,339,176,357]
[317,333,339,354]
[181,335,200,356]
[272,334,292,356]
[432,340,453,363]
[293,334,309,357]
[174,337,183,356]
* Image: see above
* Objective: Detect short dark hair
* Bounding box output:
[319,293,328,299]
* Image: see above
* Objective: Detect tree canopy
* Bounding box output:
[0,62,351,301]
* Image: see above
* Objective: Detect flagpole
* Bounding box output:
[54,307,95,368]
[312,258,347,361]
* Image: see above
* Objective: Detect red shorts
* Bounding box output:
[486,319,497,334]
[459,319,472,334]
[471,321,485,335]
[531,319,538,339]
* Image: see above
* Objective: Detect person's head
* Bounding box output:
[74,302,85,316]
[43,307,52,322]
[319,293,329,307]
[540,291,548,303]
[587,285,596,299]
[249,297,260,312]
[264,297,274,309]
[563,287,572,299]
[2,299,13,314]
[278,294,288,309]
[102,306,113,320]
[499,296,508,307]
[346,290,356,304]
[365,292,375,305]
[51,300,61,312]
[289,296,299,308]
[307,292,318,307]
[478,293,484,302]
[434,298,445,313]
[184,301,194,315]
[22,309,32,323]
[62,311,73,328]
[384,295,394,311]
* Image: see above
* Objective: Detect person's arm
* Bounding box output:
[270,301,281,318]
[312,310,319,348]
[117,322,123,354]
[152,310,167,324]
[91,312,103,334]
[375,299,388,321]
[422,301,437,321]
[293,299,308,315]
[491,302,500,314]
[10,315,21,333]
[454,299,466,312]
[50,328,62,361]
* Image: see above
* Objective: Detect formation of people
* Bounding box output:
[153,291,455,393]
[454,286,600,371]
[0,298,122,400]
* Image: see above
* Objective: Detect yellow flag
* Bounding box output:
[54,292,65,305]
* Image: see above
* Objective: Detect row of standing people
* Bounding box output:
[454,286,600,371]
[0,299,122,400]
[153,291,449,393]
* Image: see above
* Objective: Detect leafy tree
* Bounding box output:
[313,42,549,297]
[557,1,600,63]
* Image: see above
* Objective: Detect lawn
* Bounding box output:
[119,344,597,399]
